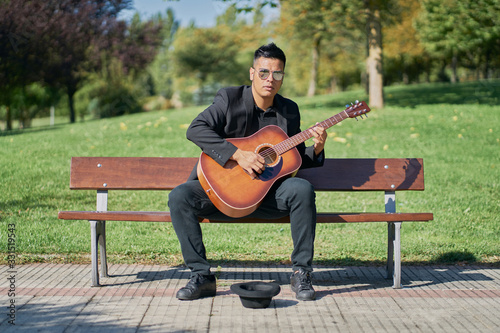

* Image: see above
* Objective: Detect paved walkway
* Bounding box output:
[1,263,499,332]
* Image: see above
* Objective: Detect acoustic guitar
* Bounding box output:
[197,101,371,218]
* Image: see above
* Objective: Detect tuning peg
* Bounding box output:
[345,104,350,108]
[355,100,359,104]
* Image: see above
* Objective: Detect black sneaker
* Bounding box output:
[176,274,216,300]
[290,269,316,301]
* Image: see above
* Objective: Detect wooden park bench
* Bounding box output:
[58,157,433,288]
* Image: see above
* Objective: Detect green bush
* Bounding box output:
[76,59,143,119]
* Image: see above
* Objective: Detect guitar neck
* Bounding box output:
[272,110,349,156]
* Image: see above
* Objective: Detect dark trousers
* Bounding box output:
[168,177,317,277]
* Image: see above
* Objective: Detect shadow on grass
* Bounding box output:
[385,80,500,107]
[300,79,500,110]
[0,123,64,137]
[432,250,478,264]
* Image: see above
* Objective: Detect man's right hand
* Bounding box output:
[231,149,266,179]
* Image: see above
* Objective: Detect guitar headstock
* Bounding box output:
[344,101,371,119]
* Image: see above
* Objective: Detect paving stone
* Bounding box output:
[1,264,499,332]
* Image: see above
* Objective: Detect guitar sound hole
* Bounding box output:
[257,145,278,166]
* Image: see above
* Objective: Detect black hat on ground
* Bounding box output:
[230,281,281,308]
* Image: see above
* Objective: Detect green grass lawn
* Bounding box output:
[1,80,499,267]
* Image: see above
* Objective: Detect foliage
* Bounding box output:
[278,0,403,100]
[75,58,142,119]
[8,83,61,128]
[277,1,362,96]
[383,0,430,85]
[0,0,135,124]
[278,0,347,96]
[416,0,500,80]
[384,0,424,59]
[221,0,280,13]
[172,26,241,105]
[104,12,164,75]
[0,0,162,126]
[147,9,180,100]
[171,4,268,105]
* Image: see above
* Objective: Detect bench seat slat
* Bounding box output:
[58,210,433,223]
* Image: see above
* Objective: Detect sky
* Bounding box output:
[120,0,280,27]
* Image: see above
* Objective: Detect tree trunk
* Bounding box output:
[401,54,409,84]
[67,83,77,123]
[307,36,321,97]
[425,59,431,83]
[6,106,13,131]
[451,51,458,83]
[366,0,384,108]
[483,50,491,79]
[438,60,447,82]
[361,71,368,95]
[329,76,338,94]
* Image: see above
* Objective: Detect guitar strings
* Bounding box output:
[257,113,347,160]
[256,102,368,160]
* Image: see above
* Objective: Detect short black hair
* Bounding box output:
[254,42,286,68]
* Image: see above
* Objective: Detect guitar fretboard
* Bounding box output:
[271,111,349,156]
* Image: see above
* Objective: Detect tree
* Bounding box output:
[171,4,268,105]
[340,0,402,108]
[0,0,48,129]
[0,0,165,125]
[279,0,347,97]
[383,0,428,85]
[106,13,164,75]
[0,0,134,124]
[416,0,500,82]
[147,9,180,99]
[278,0,401,106]
[365,0,384,108]
[172,25,246,105]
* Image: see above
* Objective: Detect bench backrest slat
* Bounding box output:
[296,158,425,191]
[69,157,425,191]
[70,157,192,190]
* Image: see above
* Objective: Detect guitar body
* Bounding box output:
[196,100,371,218]
[197,125,302,218]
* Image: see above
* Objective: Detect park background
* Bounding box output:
[1,0,499,267]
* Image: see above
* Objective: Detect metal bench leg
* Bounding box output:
[97,221,108,278]
[90,220,101,287]
[385,190,402,288]
[88,189,109,287]
[90,220,108,287]
[387,222,395,279]
[387,221,402,288]
[90,220,108,286]
[392,222,402,289]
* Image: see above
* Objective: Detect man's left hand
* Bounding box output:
[309,123,327,156]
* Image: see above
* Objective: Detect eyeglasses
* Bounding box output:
[252,67,285,81]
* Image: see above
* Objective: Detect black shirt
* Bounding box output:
[248,105,278,134]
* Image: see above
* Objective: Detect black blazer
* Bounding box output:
[186,85,324,180]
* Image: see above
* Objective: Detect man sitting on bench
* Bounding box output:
[168,43,328,301]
